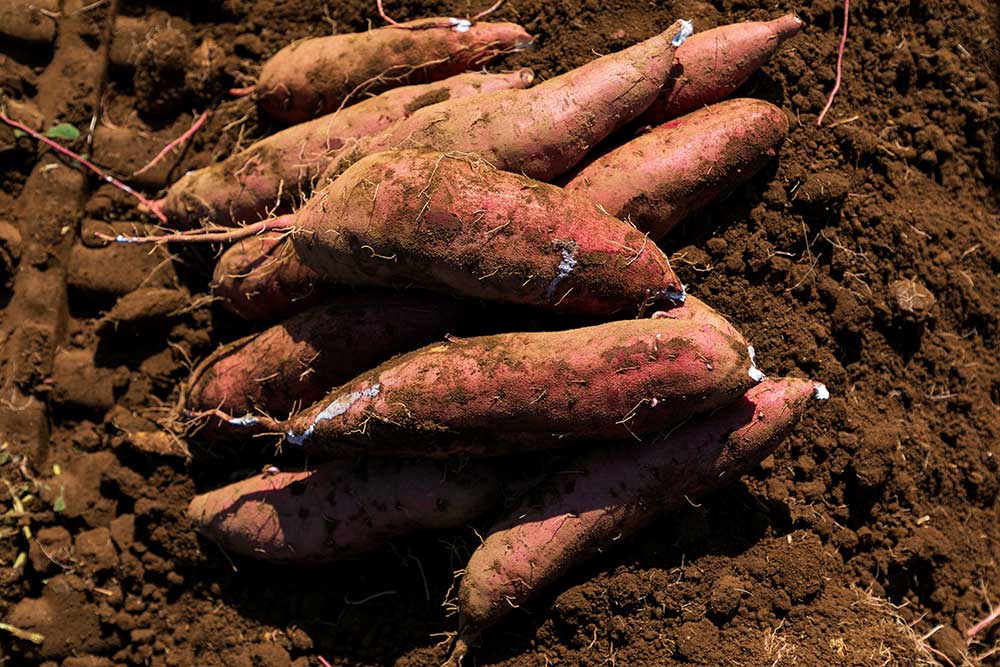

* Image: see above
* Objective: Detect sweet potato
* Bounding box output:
[187,458,500,563]
[253,19,533,123]
[638,15,804,125]
[155,70,535,228]
[450,377,827,658]
[290,149,684,315]
[320,20,689,183]
[566,98,789,239]
[220,317,760,458]
[211,233,328,322]
[653,294,747,345]
[185,291,468,424]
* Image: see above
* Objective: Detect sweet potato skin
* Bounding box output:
[454,377,824,645]
[653,294,747,345]
[228,318,759,458]
[187,458,500,563]
[185,291,469,422]
[567,99,789,239]
[158,70,534,228]
[321,21,685,183]
[292,150,683,315]
[256,20,532,123]
[639,15,804,125]
[211,231,328,322]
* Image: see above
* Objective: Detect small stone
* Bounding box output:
[889,278,936,318]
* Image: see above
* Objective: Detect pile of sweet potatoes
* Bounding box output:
[107,8,825,661]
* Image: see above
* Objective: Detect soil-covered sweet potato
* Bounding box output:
[185,291,468,424]
[211,233,328,322]
[187,458,500,563]
[291,150,684,316]
[567,98,789,239]
[254,19,532,123]
[450,377,827,659]
[220,317,761,458]
[638,15,804,125]
[155,70,534,227]
[320,20,688,183]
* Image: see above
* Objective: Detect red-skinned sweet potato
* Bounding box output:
[320,20,689,183]
[653,293,747,345]
[566,98,789,239]
[253,19,533,123]
[155,70,535,228]
[450,377,827,659]
[185,291,469,424]
[187,458,500,563]
[211,233,327,322]
[638,15,804,125]
[290,150,684,315]
[219,317,761,458]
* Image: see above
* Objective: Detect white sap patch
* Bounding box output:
[450,17,472,32]
[227,414,260,427]
[747,346,766,382]
[813,383,830,400]
[672,19,694,47]
[545,247,578,300]
[286,384,381,446]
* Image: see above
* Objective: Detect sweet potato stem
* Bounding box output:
[0,110,168,222]
[133,111,209,177]
[817,0,850,126]
[95,215,296,245]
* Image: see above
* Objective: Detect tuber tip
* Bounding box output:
[672,19,695,47]
[772,14,806,39]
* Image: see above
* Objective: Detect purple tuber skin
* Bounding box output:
[217,317,761,458]
[211,232,328,322]
[187,458,501,563]
[638,15,805,125]
[185,290,470,427]
[155,70,535,228]
[291,150,684,316]
[254,19,533,123]
[566,98,789,240]
[320,20,688,183]
[449,377,827,661]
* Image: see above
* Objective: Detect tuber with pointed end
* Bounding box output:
[251,19,533,123]
[290,149,685,316]
[214,317,761,458]
[567,98,789,239]
[187,458,501,563]
[185,291,469,430]
[155,70,535,228]
[449,377,827,661]
[319,20,690,183]
[638,15,805,125]
[652,294,748,345]
[210,232,328,322]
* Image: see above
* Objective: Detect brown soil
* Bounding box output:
[1,0,998,666]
